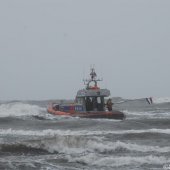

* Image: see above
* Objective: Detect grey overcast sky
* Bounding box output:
[0,0,170,100]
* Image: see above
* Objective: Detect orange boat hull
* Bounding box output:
[47,105,125,120]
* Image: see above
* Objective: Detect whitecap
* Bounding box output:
[0,102,45,117]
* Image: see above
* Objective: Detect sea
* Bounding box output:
[0,97,170,170]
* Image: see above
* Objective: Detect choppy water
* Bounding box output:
[0,98,170,170]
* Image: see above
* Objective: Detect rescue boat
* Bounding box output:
[47,68,125,120]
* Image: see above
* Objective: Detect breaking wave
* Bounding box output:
[1,127,170,168]
[125,110,170,119]
[0,136,170,156]
[152,97,170,104]
[71,154,170,167]
[0,102,45,118]
[1,128,170,137]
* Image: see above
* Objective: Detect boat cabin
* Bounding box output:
[75,68,111,112]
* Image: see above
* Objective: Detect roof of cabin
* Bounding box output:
[76,88,110,97]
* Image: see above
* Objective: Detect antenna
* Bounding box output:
[83,67,103,89]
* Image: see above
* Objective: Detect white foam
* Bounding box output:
[124,110,170,119]
[75,155,170,167]
[0,102,45,117]
[0,154,61,167]
[1,128,170,156]
[1,128,170,137]
[25,135,90,154]
[152,97,170,104]
[87,140,170,153]
[3,136,169,156]
[1,128,170,167]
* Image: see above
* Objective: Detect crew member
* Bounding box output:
[86,97,92,111]
[106,98,113,111]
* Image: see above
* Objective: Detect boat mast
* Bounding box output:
[83,68,102,90]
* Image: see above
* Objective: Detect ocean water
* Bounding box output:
[0,98,170,170]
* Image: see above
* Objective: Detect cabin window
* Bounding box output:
[97,97,101,104]
[77,98,84,104]
[85,96,104,111]
[85,97,93,111]
[97,97,104,111]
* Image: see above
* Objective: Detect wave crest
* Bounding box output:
[0,102,45,117]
